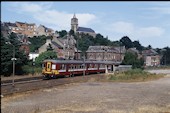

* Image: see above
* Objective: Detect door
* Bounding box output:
[46,62,51,72]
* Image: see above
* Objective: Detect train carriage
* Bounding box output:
[42,59,120,79]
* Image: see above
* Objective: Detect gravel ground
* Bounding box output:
[1,70,170,113]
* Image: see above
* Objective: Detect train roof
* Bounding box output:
[43,59,121,65]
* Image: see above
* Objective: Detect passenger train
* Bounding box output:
[42,59,120,79]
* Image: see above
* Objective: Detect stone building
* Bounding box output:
[36,25,54,36]
[142,49,160,67]
[2,21,37,37]
[86,46,126,62]
[15,21,37,37]
[38,34,81,60]
[71,14,96,37]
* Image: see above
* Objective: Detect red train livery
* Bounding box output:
[42,59,120,79]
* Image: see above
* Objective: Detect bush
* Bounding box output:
[22,65,42,75]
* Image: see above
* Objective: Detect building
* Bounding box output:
[2,21,37,37]
[15,21,37,37]
[142,49,160,67]
[52,34,81,59]
[2,22,18,35]
[127,48,142,59]
[86,46,126,62]
[29,52,39,60]
[38,34,81,60]
[71,14,96,37]
[36,25,54,36]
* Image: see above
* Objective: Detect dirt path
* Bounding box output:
[2,74,170,113]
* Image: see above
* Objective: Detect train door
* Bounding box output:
[46,62,52,72]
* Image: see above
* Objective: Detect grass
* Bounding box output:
[109,69,165,82]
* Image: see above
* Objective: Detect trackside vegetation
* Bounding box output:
[109,69,164,82]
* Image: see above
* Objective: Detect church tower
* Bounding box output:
[71,13,78,33]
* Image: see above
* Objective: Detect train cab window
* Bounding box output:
[52,64,56,70]
[47,64,50,69]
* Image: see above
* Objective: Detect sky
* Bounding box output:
[1,1,170,48]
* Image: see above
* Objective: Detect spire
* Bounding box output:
[73,13,76,18]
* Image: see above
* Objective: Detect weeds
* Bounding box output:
[109,69,164,82]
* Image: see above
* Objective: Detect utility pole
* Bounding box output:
[12,45,15,87]
[119,42,122,62]
[83,55,85,76]
[76,34,79,60]
[6,42,16,87]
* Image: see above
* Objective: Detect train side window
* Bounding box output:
[89,64,92,68]
[60,64,66,70]
[52,64,56,70]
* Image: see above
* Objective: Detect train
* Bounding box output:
[42,59,120,79]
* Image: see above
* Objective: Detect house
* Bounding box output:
[29,52,39,60]
[142,49,160,67]
[71,14,96,37]
[3,21,37,37]
[36,25,54,36]
[86,46,126,62]
[52,34,82,59]
[127,48,142,59]
[2,22,18,35]
[38,34,81,60]
[15,21,37,37]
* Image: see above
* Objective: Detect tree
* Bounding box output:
[147,45,152,49]
[29,35,46,52]
[69,29,75,36]
[133,40,143,51]
[122,52,144,69]
[58,30,67,38]
[161,47,170,65]
[35,51,57,66]
[1,32,28,76]
[94,33,111,46]
[120,36,133,49]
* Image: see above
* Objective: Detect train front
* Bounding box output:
[42,60,59,79]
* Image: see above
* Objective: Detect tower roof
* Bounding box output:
[73,13,77,18]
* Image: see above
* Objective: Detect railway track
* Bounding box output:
[1,74,106,96]
[1,76,43,85]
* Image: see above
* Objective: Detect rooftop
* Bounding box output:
[77,27,95,33]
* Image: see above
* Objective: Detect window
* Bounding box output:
[60,64,66,70]
[47,64,50,69]
[52,64,56,70]
[89,64,93,68]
